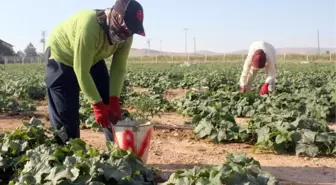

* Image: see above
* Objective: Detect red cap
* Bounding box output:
[252,49,266,69]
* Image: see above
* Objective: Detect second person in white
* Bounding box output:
[239,41,277,95]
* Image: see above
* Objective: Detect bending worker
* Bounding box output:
[239,41,277,95]
[44,0,145,143]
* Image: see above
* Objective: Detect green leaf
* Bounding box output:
[257,172,279,185]
[100,164,127,182]
[256,127,271,144]
[192,115,202,124]
[88,182,106,185]
[301,130,317,144]
[194,119,213,138]
[44,166,80,184]
[217,129,227,142]
[296,143,319,157]
[315,133,328,143]
[64,156,77,168]
[275,134,287,144]
[291,132,302,143]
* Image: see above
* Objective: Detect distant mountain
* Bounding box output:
[275,48,335,54]
[195,50,223,55]
[129,49,223,56]
[130,48,159,56]
[227,48,336,55]
[129,47,335,56]
[226,49,247,54]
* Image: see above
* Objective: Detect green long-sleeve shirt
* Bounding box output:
[46,9,132,103]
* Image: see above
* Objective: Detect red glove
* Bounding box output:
[109,96,122,122]
[92,101,110,128]
[241,86,246,92]
[260,83,269,95]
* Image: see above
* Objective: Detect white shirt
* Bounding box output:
[239,41,277,90]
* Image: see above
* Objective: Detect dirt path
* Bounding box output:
[0,109,335,185]
[148,130,336,184]
[1,88,336,185]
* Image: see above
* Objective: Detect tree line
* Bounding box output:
[0,42,38,57]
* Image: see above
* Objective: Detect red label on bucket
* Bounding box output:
[115,128,152,158]
[122,129,136,152]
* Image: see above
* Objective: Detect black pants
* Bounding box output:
[44,48,114,143]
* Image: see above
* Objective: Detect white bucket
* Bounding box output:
[112,120,153,164]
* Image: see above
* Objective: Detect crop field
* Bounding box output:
[0,60,335,185]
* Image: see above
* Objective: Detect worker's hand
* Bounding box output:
[241,86,246,93]
[92,101,110,128]
[109,96,122,124]
[260,83,269,95]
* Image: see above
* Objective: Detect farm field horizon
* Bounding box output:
[0,61,335,185]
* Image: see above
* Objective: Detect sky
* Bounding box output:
[0,0,335,53]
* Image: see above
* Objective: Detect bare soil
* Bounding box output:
[163,88,189,101]
[1,112,335,185]
[132,87,188,102]
[1,91,336,185]
[132,87,149,93]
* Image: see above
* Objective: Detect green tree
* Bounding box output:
[24,43,38,57]
[17,51,25,57]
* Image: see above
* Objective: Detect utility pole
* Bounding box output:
[146,39,151,56]
[40,31,46,52]
[193,37,196,54]
[317,29,320,55]
[160,40,162,55]
[184,28,188,59]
